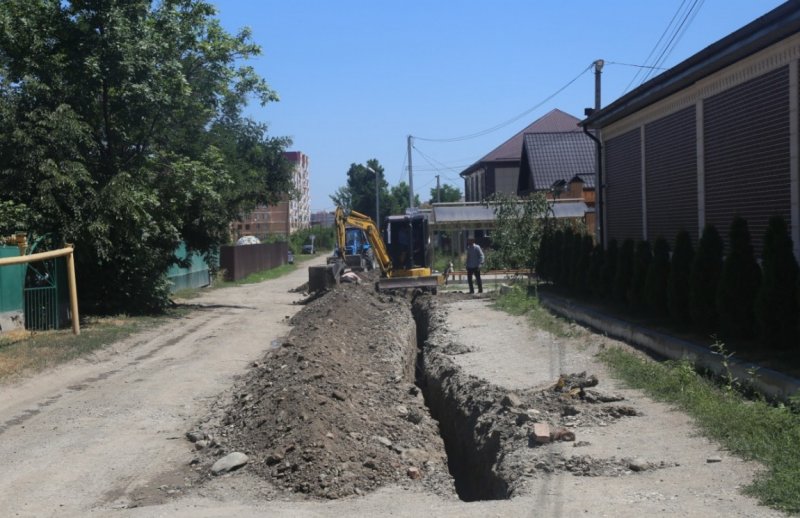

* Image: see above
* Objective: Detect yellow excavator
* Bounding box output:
[308,207,442,292]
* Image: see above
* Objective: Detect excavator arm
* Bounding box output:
[334,207,393,276]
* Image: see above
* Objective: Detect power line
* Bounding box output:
[412,144,466,176]
[606,61,667,71]
[622,0,690,93]
[414,62,593,143]
[644,0,705,81]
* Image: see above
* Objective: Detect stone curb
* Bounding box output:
[539,292,800,402]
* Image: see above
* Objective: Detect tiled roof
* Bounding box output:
[521,132,596,191]
[461,109,581,176]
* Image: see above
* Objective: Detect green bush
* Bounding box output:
[629,240,652,308]
[717,216,761,341]
[755,215,799,349]
[288,227,335,254]
[551,229,564,287]
[602,239,618,299]
[645,237,670,316]
[558,227,575,288]
[689,224,723,331]
[571,234,592,293]
[613,239,635,305]
[588,243,606,298]
[536,229,552,282]
[667,230,694,326]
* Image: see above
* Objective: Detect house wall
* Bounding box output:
[599,32,800,257]
[605,128,643,243]
[494,167,519,196]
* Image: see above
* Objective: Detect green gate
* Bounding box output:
[24,257,67,330]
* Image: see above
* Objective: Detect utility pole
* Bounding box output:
[593,59,604,246]
[594,59,603,110]
[436,175,441,203]
[407,135,415,209]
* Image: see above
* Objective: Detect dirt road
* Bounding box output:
[0,262,784,517]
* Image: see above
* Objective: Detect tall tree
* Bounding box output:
[330,159,390,223]
[388,181,421,215]
[428,183,462,204]
[0,0,292,313]
[689,224,723,331]
[755,215,798,349]
[486,193,549,273]
[644,237,670,316]
[629,240,652,308]
[667,230,694,326]
[716,216,761,341]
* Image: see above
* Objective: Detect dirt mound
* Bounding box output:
[191,283,454,499]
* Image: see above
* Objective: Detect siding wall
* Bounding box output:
[605,128,643,242]
[703,66,791,253]
[598,33,800,258]
[645,106,698,244]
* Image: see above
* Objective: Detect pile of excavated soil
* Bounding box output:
[191,281,455,499]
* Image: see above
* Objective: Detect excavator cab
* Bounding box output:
[384,213,430,273]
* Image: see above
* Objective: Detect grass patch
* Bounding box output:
[0,312,183,381]
[491,284,574,338]
[599,347,800,513]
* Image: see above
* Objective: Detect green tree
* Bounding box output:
[330,159,389,223]
[388,181,421,215]
[629,240,652,308]
[601,239,618,299]
[689,224,723,331]
[0,0,293,313]
[613,239,634,305]
[429,183,462,204]
[644,237,670,316]
[588,243,606,298]
[755,215,798,349]
[559,227,576,288]
[716,216,761,341]
[667,230,694,326]
[486,193,549,274]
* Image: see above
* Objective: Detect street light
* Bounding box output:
[367,166,379,234]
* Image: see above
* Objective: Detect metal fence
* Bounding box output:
[219,242,288,281]
[166,242,211,292]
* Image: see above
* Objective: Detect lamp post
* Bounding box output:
[367,166,379,234]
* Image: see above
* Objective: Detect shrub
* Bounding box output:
[588,243,606,298]
[689,224,723,331]
[613,239,635,305]
[629,240,652,308]
[568,231,583,293]
[573,234,593,294]
[667,230,694,326]
[536,229,552,282]
[551,229,564,286]
[755,215,799,349]
[645,237,670,316]
[602,239,618,299]
[559,227,575,288]
[716,216,761,341]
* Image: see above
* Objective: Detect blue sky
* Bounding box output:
[210,0,785,212]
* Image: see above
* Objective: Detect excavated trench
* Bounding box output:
[411,295,513,501]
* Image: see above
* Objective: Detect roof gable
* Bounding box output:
[461,109,581,176]
[519,132,596,193]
